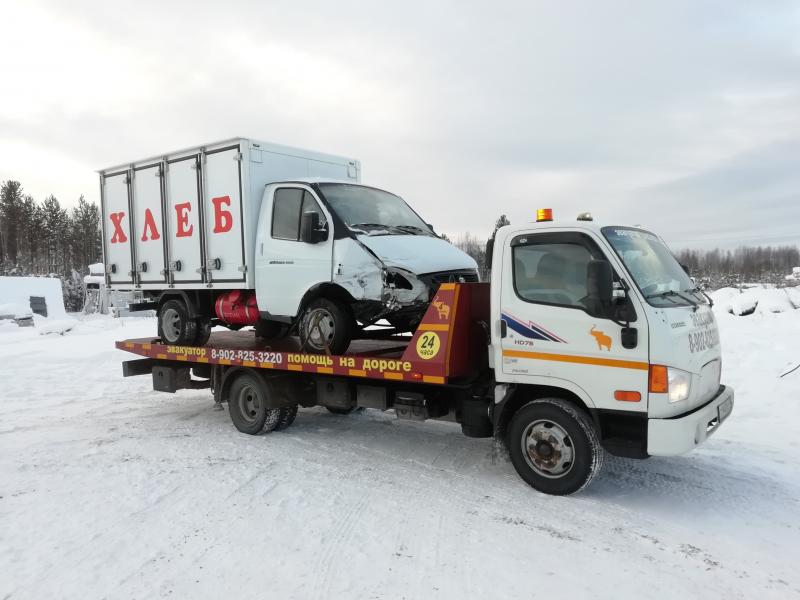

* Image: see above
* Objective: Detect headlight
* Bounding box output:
[667,367,691,403]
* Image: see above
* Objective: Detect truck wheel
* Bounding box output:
[299,298,354,355]
[227,373,281,435]
[194,318,212,346]
[158,299,197,345]
[507,398,603,496]
[275,405,298,431]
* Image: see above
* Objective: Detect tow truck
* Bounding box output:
[117,210,734,495]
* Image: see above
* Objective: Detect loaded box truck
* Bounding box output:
[117,209,734,495]
[100,138,478,354]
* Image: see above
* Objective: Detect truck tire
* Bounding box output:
[194,318,212,346]
[299,298,354,355]
[227,373,281,435]
[507,398,603,495]
[275,405,298,431]
[158,299,197,346]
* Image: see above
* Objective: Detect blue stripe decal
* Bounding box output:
[502,313,565,343]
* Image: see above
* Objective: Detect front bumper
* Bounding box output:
[647,385,734,456]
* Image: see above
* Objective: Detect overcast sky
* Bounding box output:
[1,0,798,249]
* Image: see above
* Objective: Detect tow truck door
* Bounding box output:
[497,229,649,409]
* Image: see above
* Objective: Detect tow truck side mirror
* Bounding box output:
[485,237,495,268]
[587,259,613,307]
[300,212,325,244]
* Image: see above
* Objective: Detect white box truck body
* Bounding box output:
[99,138,478,353]
[100,138,360,289]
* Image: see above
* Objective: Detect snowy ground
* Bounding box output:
[1,299,799,599]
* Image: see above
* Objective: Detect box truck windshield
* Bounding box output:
[602,226,697,307]
[318,183,432,235]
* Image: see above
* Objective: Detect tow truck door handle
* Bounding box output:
[500,319,507,338]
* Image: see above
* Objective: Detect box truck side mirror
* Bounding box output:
[300,211,326,244]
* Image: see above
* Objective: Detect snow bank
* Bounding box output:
[711,285,798,316]
[0,276,66,318]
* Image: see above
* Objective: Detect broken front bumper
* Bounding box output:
[647,385,734,456]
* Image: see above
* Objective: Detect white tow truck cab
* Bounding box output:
[99,138,478,354]
[488,210,733,481]
[115,206,734,496]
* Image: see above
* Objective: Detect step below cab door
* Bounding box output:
[255,185,334,318]
[498,229,649,411]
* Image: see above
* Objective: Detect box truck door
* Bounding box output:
[498,230,649,407]
[165,155,203,283]
[203,145,245,283]
[102,170,133,285]
[256,186,333,317]
[131,163,166,284]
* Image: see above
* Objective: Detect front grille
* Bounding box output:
[420,269,480,293]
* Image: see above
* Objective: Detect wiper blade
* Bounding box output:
[394,224,434,236]
[646,289,699,310]
[686,286,714,307]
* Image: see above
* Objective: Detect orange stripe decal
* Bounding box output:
[219,359,232,365]
[243,360,257,367]
[502,349,649,371]
[196,357,209,363]
[287,364,303,371]
[316,367,334,374]
[259,362,274,369]
[348,369,367,377]
[383,372,403,380]
[422,375,445,384]
[156,353,168,360]
[176,355,189,361]
[439,283,456,291]
[417,323,450,331]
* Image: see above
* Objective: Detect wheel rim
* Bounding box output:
[162,307,182,342]
[236,384,262,424]
[521,419,575,479]
[303,308,335,351]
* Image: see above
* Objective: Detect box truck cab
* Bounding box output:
[99,138,478,354]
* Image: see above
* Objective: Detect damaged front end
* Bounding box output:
[331,237,479,333]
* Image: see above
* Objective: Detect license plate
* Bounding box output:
[718,397,733,422]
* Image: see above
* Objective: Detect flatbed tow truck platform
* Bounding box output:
[117,283,494,433]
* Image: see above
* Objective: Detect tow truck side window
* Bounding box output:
[271,188,328,241]
[511,233,606,312]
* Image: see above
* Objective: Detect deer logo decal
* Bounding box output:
[589,325,612,351]
[432,300,450,320]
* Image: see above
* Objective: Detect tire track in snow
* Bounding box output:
[310,495,370,600]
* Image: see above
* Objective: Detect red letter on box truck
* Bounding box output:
[212,195,233,233]
[141,208,161,241]
[110,212,128,243]
[175,202,193,237]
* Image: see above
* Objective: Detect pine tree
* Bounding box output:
[0,180,24,269]
[41,195,67,274]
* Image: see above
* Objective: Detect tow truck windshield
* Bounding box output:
[602,226,701,308]
[318,183,434,236]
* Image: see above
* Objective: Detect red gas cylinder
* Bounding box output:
[214,290,260,326]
